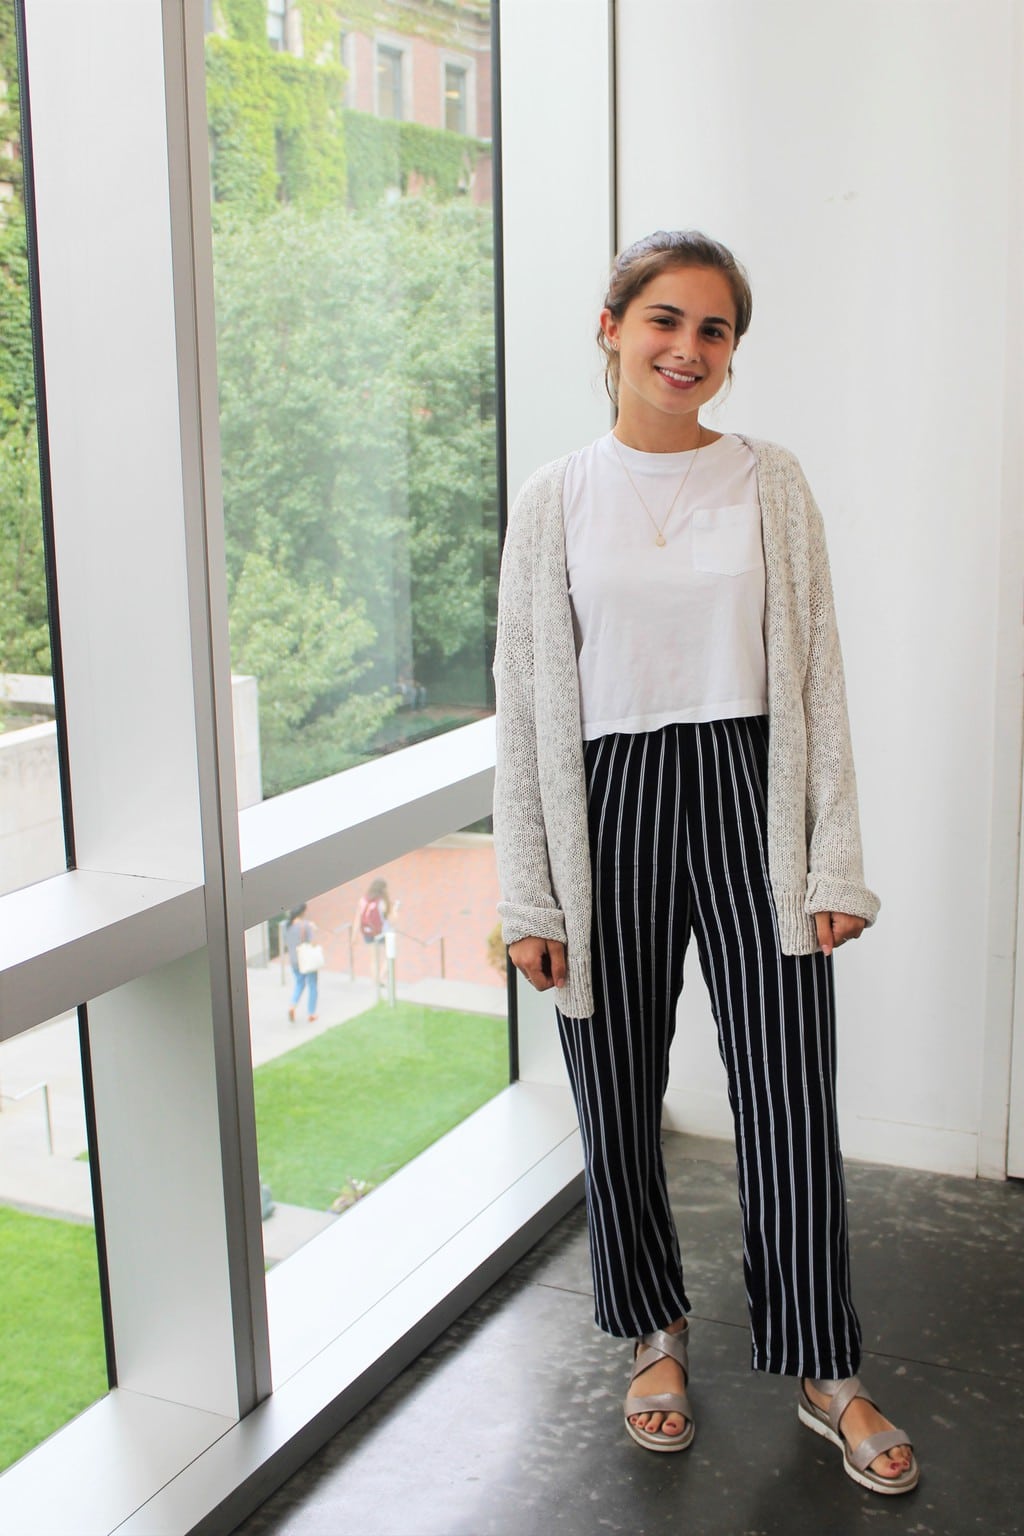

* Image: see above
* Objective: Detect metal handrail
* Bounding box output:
[389,926,446,978]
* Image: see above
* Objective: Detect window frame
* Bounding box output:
[441,51,474,135]
[266,0,286,53]
[374,34,410,121]
[338,28,354,106]
[0,0,618,1527]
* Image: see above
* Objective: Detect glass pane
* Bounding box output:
[266,0,285,51]
[444,64,467,133]
[206,1,498,801]
[0,1011,107,1471]
[0,0,67,894]
[247,822,507,1268]
[377,44,403,119]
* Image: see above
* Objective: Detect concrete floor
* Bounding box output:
[231,1133,1024,1536]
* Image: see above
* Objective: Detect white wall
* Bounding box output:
[499,0,614,503]
[616,0,1023,1175]
[500,0,616,1088]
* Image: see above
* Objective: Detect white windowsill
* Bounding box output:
[0,869,206,1040]
[239,716,497,926]
[0,719,497,1038]
[0,1081,583,1536]
[0,1388,235,1536]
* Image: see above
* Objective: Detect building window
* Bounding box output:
[339,30,354,106]
[267,0,286,52]
[444,62,468,134]
[376,43,405,120]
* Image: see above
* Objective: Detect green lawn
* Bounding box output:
[0,1206,108,1474]
[254,1000,508,1209]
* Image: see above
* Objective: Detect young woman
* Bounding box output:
[284,902,319,1024]
[492,231,918,1494]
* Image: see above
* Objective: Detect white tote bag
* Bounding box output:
[296,941,324,974]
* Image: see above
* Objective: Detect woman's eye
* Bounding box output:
[703,327,724,339]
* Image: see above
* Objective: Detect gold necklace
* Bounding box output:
[611,428,705,547]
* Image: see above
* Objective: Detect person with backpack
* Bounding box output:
[357,878,392,945]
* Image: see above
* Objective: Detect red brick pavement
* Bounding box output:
[306,836,505,990]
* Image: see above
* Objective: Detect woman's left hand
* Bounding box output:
[814,911,865,956]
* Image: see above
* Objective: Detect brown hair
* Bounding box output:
[598,230,753,404]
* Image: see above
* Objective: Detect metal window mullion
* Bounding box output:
[162,0,271,1411]
[490,1,517,1083]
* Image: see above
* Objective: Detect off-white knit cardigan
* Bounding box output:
[492,436,880,1021]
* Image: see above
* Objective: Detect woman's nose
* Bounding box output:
[672,329,701,360]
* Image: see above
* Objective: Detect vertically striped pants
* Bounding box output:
[555,716,862,1378]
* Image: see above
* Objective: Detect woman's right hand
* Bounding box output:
[507,937,567,992]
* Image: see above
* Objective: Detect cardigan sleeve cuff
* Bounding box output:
[804,872,881,926]
[553,951,595,1021]
[498,901,568,948]
[774,893,820,955]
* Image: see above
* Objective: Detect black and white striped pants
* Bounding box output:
[555,716,862,1378]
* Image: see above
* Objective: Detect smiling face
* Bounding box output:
[600,264,738,449]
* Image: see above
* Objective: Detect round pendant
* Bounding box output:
[655,532,666,547]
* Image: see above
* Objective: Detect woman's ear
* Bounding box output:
[599,306,619,348]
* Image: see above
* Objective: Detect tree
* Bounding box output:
[0,415,50,677]
[213,196,497,793]
[228,548,393,793]
[0,8,50,686]
[395,196,498,692]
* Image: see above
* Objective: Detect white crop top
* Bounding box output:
[562,432,767,740]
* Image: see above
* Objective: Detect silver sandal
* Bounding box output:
[798,1376,919,1494]
[623,1326,695,1452]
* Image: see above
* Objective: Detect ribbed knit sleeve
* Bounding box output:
[492,475,568,949]
[797,463,881,927]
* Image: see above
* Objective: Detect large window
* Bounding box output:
[251,824,506,1268]
[0,1,609,1528]
[206,0,497,802]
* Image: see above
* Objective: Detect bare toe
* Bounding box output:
[871,1444,912,1478]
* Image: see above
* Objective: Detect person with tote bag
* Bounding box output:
[284,902,323,1023]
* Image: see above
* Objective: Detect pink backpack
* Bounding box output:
[361,897,384,941]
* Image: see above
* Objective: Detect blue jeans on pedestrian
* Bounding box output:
[290,965,319,1015]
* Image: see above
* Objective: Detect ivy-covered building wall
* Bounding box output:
[207,0,492,216]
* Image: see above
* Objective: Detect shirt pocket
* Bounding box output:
[692,504,763,576]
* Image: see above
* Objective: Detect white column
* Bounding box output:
[616,0,1022,1176]
[23,0,269,1413]
[499,0,616,1086]
[499,0,615,501]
